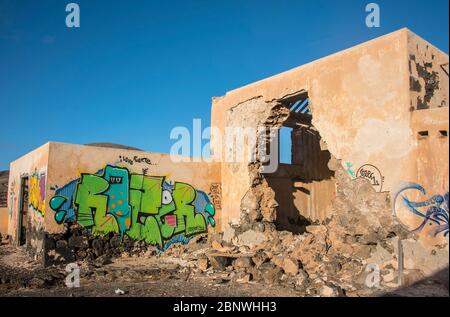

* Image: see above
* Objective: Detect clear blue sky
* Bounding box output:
[0,0,448,170]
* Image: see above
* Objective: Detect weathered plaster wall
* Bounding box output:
[211,28,448,251]
[408,32,449,111]
[0,207,8,235]
[7,142,222,262]
[44,142,221,247]
[7,142,50,257]
[390,33,449,248]
[212,28,410,229]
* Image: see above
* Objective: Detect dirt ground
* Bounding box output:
[0,245,447,297]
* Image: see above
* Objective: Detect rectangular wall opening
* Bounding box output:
[18,176,29,246]
[265,91,336,234]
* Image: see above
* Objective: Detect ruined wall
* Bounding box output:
[389,32,449,250]
[211,28,448,263]
[41,142,221,264]
[0,208,8,236]
[212,29,410,229]
[7,142,222,264]
[7,143,50,258]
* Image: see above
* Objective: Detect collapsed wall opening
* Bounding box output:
[263,91,336,233]
[230,91,337,236]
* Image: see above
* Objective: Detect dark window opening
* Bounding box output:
[439,130,448,137]
[265,91,336,234]
[18,176,29,246]
[418,131,429,139]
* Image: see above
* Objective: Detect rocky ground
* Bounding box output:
[0,168,448,297]
[0,234,447,297]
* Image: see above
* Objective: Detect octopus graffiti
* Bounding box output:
[49,165,216,250]
[393,183,449,237]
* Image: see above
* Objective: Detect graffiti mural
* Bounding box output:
[29,171,46,216]
[345,163,384,192]
[393,183,449,237]
[345,162,356,178]
[118,155,156,166]
[49,165,216,250]
[356,164,384,192]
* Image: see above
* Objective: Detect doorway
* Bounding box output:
[18,176,29,246]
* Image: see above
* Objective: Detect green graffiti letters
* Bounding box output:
[50,165,216,250]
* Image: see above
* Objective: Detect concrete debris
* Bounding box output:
[236,229,267,246]
[114,288,126,295]
[197,257,209,271]
[0,165,447,297]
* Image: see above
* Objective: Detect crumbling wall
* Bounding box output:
[408,32,449,111]
[222,93,338,238]
[212,29,448,287]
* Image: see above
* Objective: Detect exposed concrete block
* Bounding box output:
[236,229,267,246]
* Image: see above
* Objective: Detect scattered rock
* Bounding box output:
[260,263,282,285]
[252,251,269,268]
[211,240,223,251]
[28,277,46,288]
[222,227,236,243]
[281,258,299,275]
[233,257,254,269]
[236,230,267,246]
[68,236,89,249]
[208,255,233,271]
[115,288,126,295]
[320,285,337,297]
[197,257,209,271]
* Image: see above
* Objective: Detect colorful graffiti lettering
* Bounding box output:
[29,172,46,216]
[118,155,155,166]
[393,183,449,237]
[49,165,216,250]
[345,162,356,178]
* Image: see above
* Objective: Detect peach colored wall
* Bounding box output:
[7,143,50,250]
[211,28,449,247]
[44,142,222,233]
[391,32,449,247]
[212,29,410,229]
[0,207,8,235]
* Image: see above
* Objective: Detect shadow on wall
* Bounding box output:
[266,127,336,234]
[381,266,449,297]
[266,176,311,234]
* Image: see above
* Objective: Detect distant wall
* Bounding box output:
[8,143,50,257]
[0,207,8,236]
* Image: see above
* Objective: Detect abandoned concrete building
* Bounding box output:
[2,28,448,286]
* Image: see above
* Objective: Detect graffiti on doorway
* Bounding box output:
[49,165,216,250]
[392,183,449,237]
[29,171,46,216]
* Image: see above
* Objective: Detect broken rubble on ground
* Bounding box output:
[0,29,448,297]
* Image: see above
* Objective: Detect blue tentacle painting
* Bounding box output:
[393,183,449,237]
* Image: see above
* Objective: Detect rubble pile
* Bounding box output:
[44,227,159,265]
[154,167,448,297]
[23,166,447,297]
